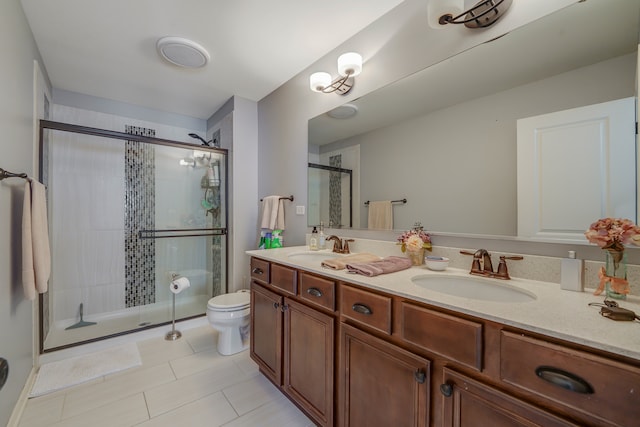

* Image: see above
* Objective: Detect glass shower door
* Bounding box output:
[40,121,227,352]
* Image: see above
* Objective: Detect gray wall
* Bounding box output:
[0,0,45,424]
[256,0,576,246]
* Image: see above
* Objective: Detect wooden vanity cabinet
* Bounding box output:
[250,260,335,427]
[250,257,640,427]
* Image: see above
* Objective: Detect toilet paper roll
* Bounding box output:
[170,277,191,294]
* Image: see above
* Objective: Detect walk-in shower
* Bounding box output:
[39,120,228,352]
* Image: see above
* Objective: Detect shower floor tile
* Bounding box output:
[19,325,314,427]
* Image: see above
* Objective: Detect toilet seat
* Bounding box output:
[207,291,250,312]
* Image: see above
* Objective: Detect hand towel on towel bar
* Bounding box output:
[260,195,285,230]
[320,253,381,270]
[367,200,393,230]
[22,180,51,300]
[346,256,412,277]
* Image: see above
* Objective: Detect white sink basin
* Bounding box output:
[411,275,536,303]
[288,250,344,262]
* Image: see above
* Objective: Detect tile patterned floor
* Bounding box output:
[18,326,315,427]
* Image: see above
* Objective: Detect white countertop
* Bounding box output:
[247,246,640,362]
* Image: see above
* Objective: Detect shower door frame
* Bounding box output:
[38,119,229,353]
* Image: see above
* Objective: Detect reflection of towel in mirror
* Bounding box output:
[346,256,412,277]
[321,253,381,270]
[367,201,393,230]
[22,180,51,300]
[260,195,285,230]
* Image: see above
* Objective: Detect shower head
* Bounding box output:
[188,133,211,146]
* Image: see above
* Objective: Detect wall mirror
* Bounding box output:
[308,0,639,238]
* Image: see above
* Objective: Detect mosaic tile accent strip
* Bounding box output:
[329,155,342,227]
[125,125,156,307]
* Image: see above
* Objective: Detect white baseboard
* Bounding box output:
[7,367,37,427]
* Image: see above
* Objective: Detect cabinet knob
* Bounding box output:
[252,267,263,275]
[307,287,323,297]
[273,302,280,310]
[535,366,594,394]
[352,303,373,315]
[440,383,453,397]
[414,369,426,384]
[281,303,288,312]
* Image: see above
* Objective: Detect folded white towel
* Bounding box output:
[260,195,285,230]
[368,201,393,230]
[22,180,51,300]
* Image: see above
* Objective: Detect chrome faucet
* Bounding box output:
[460,249,523,280]
[326,235,354,254]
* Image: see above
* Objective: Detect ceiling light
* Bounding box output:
[439,0,512,28]
[310,52,363,95]
[157,37,210,68]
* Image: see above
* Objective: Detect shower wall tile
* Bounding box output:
[53,288,83,322]
[95,231,125,286]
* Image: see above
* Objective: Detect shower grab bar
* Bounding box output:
[138,228,227,239]
[0,168,28,181]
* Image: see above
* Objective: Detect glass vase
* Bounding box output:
[605,249,627,300]
[406,248,425,266]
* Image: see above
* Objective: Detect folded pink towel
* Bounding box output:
[321,253,381,270]
[346,256,412,277]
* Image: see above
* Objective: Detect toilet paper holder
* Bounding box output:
[166,273,189,341]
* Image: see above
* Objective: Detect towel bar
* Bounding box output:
[364,198,406,206]
[260,195,294,202]
[0,168,28,181]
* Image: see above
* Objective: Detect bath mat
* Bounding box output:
[29,343,142,397]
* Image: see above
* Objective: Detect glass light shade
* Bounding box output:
[337,52,362,77]
[310,72,332,92]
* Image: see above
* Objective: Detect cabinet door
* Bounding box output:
[441,368,579,427]
[284,298,334,427]
[250,281,283,385]
[340,323,430,427]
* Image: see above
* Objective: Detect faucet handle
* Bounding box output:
[495,255,524,280]
[343,239,354,254]
[460,250,483,275]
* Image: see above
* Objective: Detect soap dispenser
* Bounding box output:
[560,250,583,292]
[309,227,319,251]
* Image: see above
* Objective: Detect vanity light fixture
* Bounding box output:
[310,52,363,95]
[439,0,512,28]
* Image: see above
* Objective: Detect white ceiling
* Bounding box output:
[19,0,405,120]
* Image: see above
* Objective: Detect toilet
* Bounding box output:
[206,290,251,355]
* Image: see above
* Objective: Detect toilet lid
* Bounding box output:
[207,291,250,310]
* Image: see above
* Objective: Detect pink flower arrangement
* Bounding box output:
[397,223,432,252]
[584,218,640,251]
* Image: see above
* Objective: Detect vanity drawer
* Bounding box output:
[270,263,297,296]
[400,302,483,371]
[250,257,270,283]
[500,331,640,427]
[299,272,335,311]
[340,285,392,335]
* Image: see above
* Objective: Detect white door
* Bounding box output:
[517,97,636,241]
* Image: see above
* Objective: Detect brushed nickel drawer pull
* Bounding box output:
[307,287,323,297]
[252,267,263,275]
[352,303,372,315]
[535,366,594,394]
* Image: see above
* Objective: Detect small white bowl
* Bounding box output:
[425,256,450,271]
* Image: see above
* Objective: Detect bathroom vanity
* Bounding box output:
[247,247,640,427]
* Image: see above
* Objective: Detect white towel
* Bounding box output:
[367,201,393,230]
[22,180,51,300]
[260,195,285,230]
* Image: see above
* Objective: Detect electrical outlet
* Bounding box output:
[296,205,305,215]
